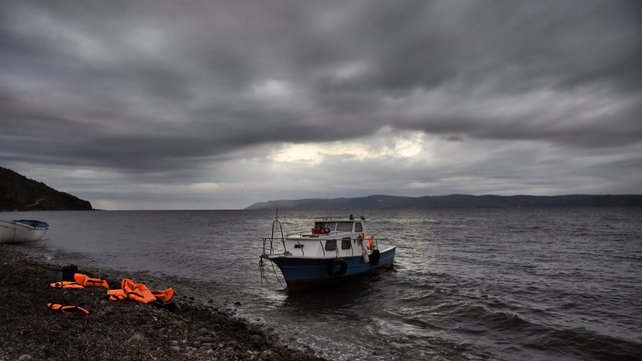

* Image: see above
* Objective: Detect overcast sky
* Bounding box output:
[1,0,641,210]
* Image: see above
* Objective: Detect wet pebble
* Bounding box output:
[127,333,145,344]
[250,334,264,344]
[197,335,215,343]
[261,350,273,358]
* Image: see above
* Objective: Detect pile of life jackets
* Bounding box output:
[107,278,174,304]
[48,270,175,315]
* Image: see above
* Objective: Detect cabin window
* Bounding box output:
[355,222,363,232]
[317,222,337,231]
[337,222,353,232]
[325,240,337,251]
[341,237,351,250]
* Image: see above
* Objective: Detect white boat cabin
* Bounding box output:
[278,216,376,259]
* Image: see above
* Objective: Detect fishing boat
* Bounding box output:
[0,219,49,243]
[260,214,395,291]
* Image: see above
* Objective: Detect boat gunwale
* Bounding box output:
[265,245,396,261]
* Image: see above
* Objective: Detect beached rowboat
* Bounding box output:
[260,214,395,291]
[0,219,49,243]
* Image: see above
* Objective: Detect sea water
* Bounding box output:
[8,208,642,360]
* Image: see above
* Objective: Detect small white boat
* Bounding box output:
[0,219,49,243]
[260,214,395,291]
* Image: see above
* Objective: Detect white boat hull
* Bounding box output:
[0,220,49,243]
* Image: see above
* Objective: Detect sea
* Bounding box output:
[6,208,642,361]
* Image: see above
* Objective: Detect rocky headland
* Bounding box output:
[0,167,92,211]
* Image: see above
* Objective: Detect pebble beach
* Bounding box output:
[0,246,327,361]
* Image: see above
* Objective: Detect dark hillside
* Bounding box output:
[0,167,92,211]
[246,194,642,210]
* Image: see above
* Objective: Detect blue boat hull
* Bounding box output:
[15,219,49,230]
[269,246,396,291]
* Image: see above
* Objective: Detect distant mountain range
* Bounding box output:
[246,194,642,210]
[0,167,93,211]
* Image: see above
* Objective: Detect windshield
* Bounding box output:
[337,222,353,232]
[314,222,337,231]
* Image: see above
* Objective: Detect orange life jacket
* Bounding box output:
[365,235,374,250]
[123,278,156,304]
[49,281,84,289]
[47,303,90,315]
[107,289,127,301]
[151,288,174,303]
[74,273,109,289]
[108,278,168,304]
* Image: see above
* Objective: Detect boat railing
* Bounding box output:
[261,210,287,257]
[314,216,334,221]
[313,215,366,221]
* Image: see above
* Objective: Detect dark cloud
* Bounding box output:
[0,0,640,208]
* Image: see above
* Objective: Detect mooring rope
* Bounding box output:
[258,255,285,289]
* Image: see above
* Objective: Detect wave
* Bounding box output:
[524,327,642,361]
[448,301,642,360]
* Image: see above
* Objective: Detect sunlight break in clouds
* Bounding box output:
[270,128,425,165]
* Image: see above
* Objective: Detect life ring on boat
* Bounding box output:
[311,227,321,235]
[327,258,348,277]
[369,249,380,265]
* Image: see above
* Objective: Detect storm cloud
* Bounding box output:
[1,0,640,209]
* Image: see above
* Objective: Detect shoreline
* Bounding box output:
[0,245,327,361]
